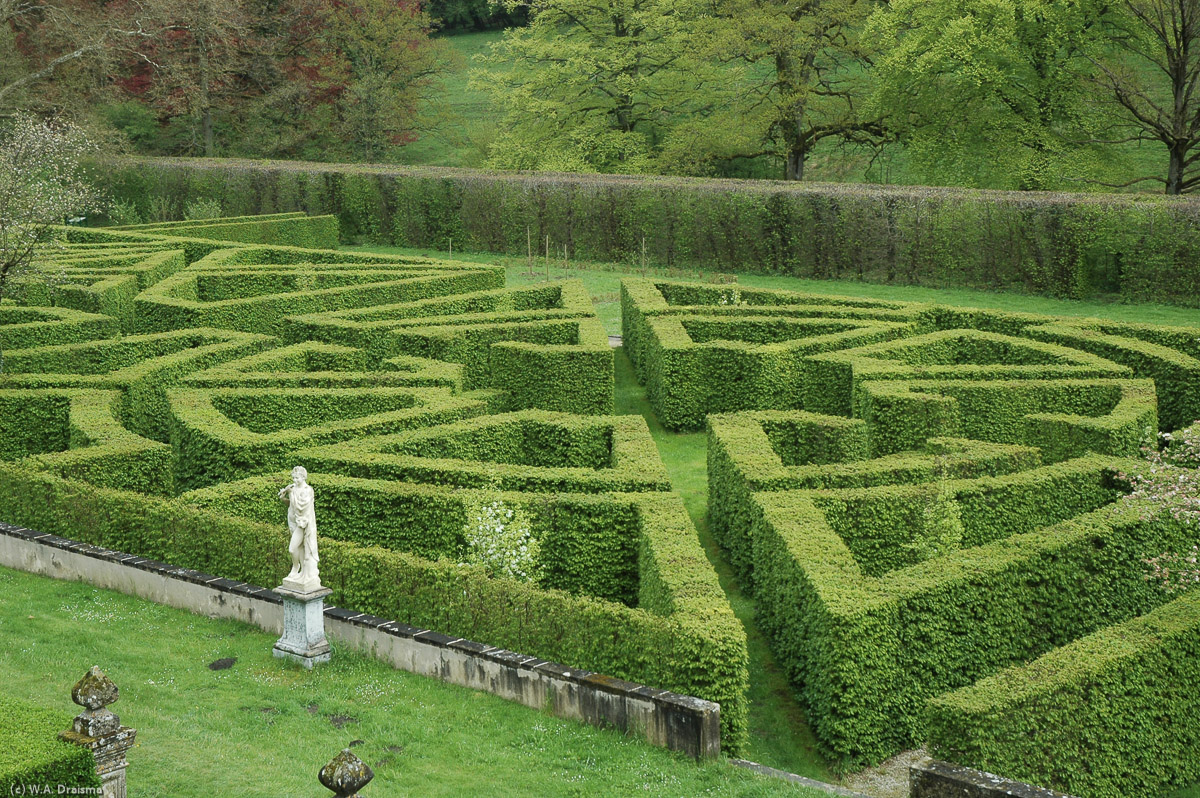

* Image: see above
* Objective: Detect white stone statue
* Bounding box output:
[279,465,321,592]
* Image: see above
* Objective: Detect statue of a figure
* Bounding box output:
[279,465,320,591]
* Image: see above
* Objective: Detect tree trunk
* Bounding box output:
[1167,140,1187,194]
[203,108,214,157]
[785,146,806,181]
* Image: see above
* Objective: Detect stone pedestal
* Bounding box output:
[60,727,137,798]
[60,666,135,798]
[273,584,332,668]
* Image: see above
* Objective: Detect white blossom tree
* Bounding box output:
[0,114,100,369]
[1120,423,1200,590]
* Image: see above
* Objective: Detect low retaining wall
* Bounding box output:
[0,521,719,759]
[911,760,1079,798]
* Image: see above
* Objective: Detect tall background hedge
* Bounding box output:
[95,156,1200,306]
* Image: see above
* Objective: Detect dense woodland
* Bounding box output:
[5,0,1200,192]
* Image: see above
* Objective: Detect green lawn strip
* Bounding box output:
[0,566,829,798]
[346,245,1200,332]
[613,349,835,782]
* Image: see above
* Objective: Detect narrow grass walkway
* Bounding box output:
[0,566,831,798]
[613,349,834,782]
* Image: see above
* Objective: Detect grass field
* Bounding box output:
[0,565,834,797]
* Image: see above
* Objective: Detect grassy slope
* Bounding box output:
[0,565,829,797]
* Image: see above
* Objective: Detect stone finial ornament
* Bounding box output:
[319,748,375,797]
[70,665,121,737]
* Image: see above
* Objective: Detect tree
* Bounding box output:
[474,0,721,172]
[0,0,162,115]
[1089,0,1200,194]
[705,0,889,181]
[140,0,251,157]
[0,115,99,368]
[320,0,449,162]
[866,0,1110,190]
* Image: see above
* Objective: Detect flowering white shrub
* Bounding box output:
[459,496,541,582]
[716,288,743,306]
[1118,423,1200,591]
[0,114,100,301]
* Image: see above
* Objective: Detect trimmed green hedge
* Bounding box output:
[0,306,118,350]
[0,389,171,494]
[133,255,503,336]
[295,411,672,494]
[749,492,1194,767]
[707,408,1042,583]
[168,386,489,491]
[93,155,1200,306]
[114,212,340,249]
[286,281,614,414]
[928,586,1200,798]
[0,328,276,442]
[0,696,101,795]
[0,464,748,752]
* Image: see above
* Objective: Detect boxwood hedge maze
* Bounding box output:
[624,277,1200,797]
[5,214,1200,797]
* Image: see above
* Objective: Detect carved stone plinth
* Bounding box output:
[60,667,136,798]
[273,584,332,669]
[60,727,137,798]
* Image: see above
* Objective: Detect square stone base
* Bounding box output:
[273,641,332,669]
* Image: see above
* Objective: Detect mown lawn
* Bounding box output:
[0,566,830,798]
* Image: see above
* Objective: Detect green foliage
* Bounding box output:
[0,220,747,756]
[928,588,1200,798]
[0,306,118,351]
[113,212,341,249]
[0,696,101,795]
[866,0,1111,190]
[93,157,1200,306]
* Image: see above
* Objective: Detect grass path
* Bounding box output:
[613,349,833,781]
[0,566,830,797]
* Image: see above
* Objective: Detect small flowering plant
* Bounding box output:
[716,288,743,306]
[459,494,541,582]
[1117,423,1200,591]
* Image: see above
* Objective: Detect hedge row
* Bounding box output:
[296,411,672,494]
[0,464,748,751]
[707,409,1042,582]
[0,328,275,442]
[749,491,1193,767]
[133,257,503,336]
[0,389,171,494]
[0,306,118,351]
[0,696,101,795]
[928,587,1200,798]
[93,156,1200,306]
[856,378,1158,460]
[17,249,187,328]
[285,281,614,415]
[180,341,465,392]
[114,211,340,249]
[184,472,642,604]
[168,386,488,491]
